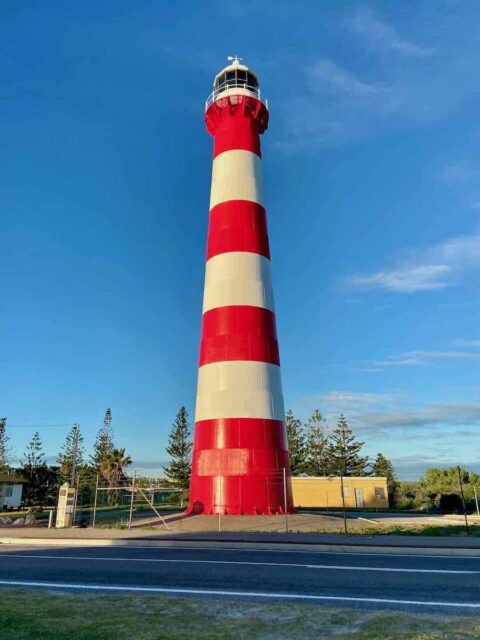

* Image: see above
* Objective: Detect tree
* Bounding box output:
[91,408,114,470]
[305,410,330,476]
[0,417,9,472]
[285,409,307,475]
[100,447,132,489]
[164,407,192,489]
[372,453,398,504]
[57,424,85,484]
[372,453,396,482]
[417,467,480,512]
[21,432,59,507]
[23,432,45,467]
[328,414,368,476]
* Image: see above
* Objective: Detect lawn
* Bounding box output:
[0,589,479,639]
[358,524,480,537]
[324,524,480,537]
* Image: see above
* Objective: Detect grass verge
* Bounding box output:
[0,589,479,639]
[288,524,480,537]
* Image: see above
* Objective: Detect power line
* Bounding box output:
[7,424,76,429]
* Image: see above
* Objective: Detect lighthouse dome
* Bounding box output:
[213,57,259,91]
[206,56,263,110]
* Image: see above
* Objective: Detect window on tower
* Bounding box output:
[213,69,260,98]
[236,70,247,84]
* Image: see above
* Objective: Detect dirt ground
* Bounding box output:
[131,511,479,535]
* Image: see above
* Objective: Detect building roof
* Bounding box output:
[292,476,387,482]
[0,473,26,484]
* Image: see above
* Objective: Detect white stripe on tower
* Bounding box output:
[202,252,275,313]
[210,149,264,209]
[195,361,284,422]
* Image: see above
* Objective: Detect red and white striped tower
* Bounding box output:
[188,57,294,515]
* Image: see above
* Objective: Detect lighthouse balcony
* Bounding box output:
[207,68,263,106]
[206,84,264,110]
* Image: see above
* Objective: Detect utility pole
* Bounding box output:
[339,466,348,536]
[70,423,80,488]
[474,485,480,517]
[128,472,136,530]
[283,467,288,533]
[457,466,470,537]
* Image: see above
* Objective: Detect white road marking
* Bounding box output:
[1,544,479,561]
[1,553,477,575]
[0,579,479,608]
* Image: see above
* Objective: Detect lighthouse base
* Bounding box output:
[186,474,295,515]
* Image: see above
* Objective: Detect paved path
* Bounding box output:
[1,542,480,614]
[2,526,480,551]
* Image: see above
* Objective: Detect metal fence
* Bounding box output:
[66,474,182,530]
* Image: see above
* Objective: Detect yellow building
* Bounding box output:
[291,476,389,509]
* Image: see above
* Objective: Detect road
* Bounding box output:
[1,543,480,614]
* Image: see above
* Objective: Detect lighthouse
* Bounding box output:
[188,57,294,515]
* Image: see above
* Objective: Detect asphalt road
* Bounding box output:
[1,544,480,614]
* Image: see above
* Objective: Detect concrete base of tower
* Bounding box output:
[186,474,295,515]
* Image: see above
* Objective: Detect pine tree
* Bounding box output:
[21,432,58,507]
[305,409,330,476]
[372,453,396,484]
[164,407,192,489]
[0,417,9,472]
[57,424,85,484]
[285,409,307,475]
[23,432,46,468]
[328,414,368,476]
[373,452,398,503]
[91,408,115,470]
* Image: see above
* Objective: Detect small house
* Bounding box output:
[291,476,389,509]
[0,473,25,510]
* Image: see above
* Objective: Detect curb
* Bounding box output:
[1,536,480,556]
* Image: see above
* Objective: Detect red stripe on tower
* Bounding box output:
[187,57,294,516]
[207,201,270,260]
[199,306,280,366]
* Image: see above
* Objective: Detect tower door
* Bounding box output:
[355,488,364,508]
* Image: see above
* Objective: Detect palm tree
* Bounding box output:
[100,448,132,504]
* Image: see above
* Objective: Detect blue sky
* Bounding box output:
[1,1,479,480]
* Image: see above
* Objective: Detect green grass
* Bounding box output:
[352,524,480,537]
[288,524,480,537]
[0,589,479,639]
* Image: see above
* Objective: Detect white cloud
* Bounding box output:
[440,162,480,211]
[308,60,384,97]
[351,7,435,57]
[441,162,479,185]
[313,390,399,408]
[349,265,451,293]
[356,404,480,431]
[373,350,480,368]
[274,6,480,149]
[390,454,480,480]
[294,389,480,478]
[275,59,391,151]
[346,230,480,293]
[455,339,480,349]
[296,390,480,433]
